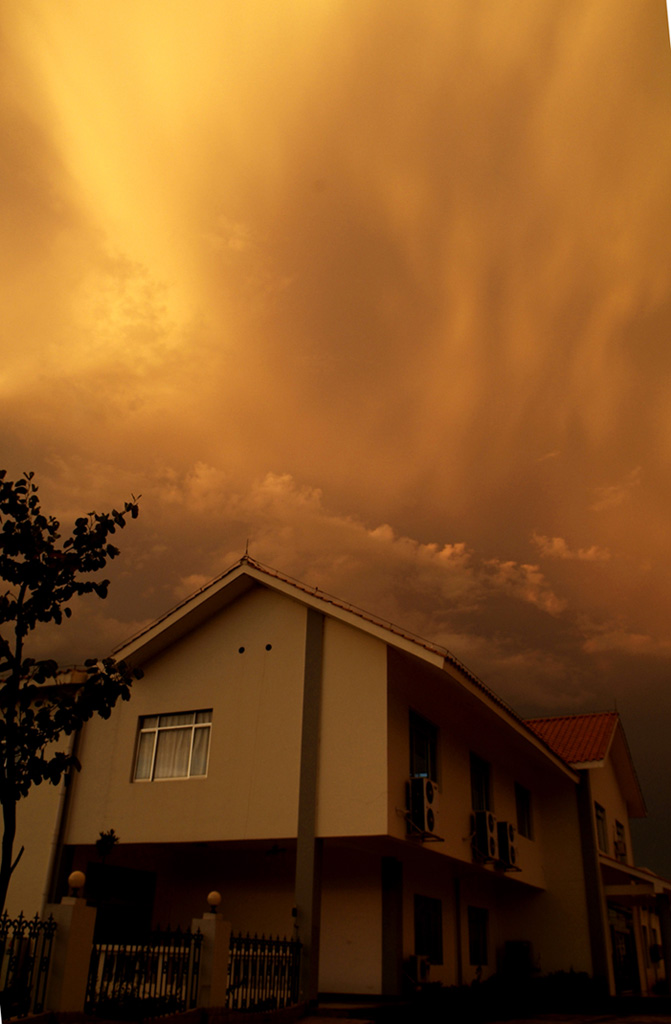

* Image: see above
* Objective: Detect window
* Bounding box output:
[515,782,533,839]
[470,753,491,811]
[414,895,443,964]
[134,710,212,780]
[614,820,627,862]
[595,802,608,853]
[409,711,438,781]
[468,906,489,966]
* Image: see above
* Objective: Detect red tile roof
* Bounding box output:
[525,712,619,765]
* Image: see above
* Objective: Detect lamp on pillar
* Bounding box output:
[207,890,222,915]
[68,871,86,898]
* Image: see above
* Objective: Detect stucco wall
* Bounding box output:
[317,619,388,837]
[590,759,633,860]
[387,647,592,980]
[65,587,307,846]
[319,844,382,994]
[6,730,76,917]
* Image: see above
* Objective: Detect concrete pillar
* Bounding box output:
[575,771,611,996]
[45,895,96,1012]
[381,857,403,996]
[192,910,232,1008]
[294,608,325,1008]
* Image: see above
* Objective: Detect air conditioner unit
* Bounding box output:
[473,809,498,860]
[497,821,518,868]
[408,777,438,834]
[406,954,431,984]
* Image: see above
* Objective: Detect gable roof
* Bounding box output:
[526,712,646,818]
[114,554,577,780]
[525,712,619,766]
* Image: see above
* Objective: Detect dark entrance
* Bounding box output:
[87,862,157,942]
[609,906,640,995]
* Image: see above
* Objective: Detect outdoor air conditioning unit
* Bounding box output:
[408,777,439,834]
[497,821,518,868]
[406,954,431,985]
[473,809,498,861]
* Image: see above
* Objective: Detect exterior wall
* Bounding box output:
[8,769,67,917]
[590,760,633,862]
[65,587,308,847]
[6,732,75,917]
[317,619,388,837]
[387,648,592,981]
[319,844,383,994]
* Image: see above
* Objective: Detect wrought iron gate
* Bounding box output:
[86,926,202,1019]
[0,911,57,1019]
[227,932,301,1012]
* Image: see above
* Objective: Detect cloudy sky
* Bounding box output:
[2,1,671,872]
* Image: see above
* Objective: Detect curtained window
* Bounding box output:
[134,710,212,780]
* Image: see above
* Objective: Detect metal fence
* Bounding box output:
[0,911,57,1019]
[226,932,301,1012]
[85,926,203,1019]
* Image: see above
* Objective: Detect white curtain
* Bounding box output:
[190,726,210,775]
[154,727,191,778]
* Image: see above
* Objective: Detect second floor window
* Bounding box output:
[470,753,491,812]
[134,710,212,781]
[614,820,627,862]
[410,711,438,781]
[414,894,443,964]
[515,782,533,839]
[468,906,489,966]
[595,802,608,853]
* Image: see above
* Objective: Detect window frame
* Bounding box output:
[133,710,212,782]
[595,802,608,853]
[515,782,533,839]
[409,710,438,782]
[470,753,491,812]
[414,894,443,965]
[468,906,489,966]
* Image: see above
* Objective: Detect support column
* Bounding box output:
[576,771,611,995]
[295,608,325,1008]
[45,888,97,1012]
[381,857,403,996]
[192,908,231,1007]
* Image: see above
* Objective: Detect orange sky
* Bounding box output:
[2,0,671,870]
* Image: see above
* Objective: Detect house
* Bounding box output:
[13,555,671,1001]
[527,713,670,996]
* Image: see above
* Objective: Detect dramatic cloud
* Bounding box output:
[3,0,671,872]
[532,533,611,562]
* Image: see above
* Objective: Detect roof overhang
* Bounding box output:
[600,854,671,901]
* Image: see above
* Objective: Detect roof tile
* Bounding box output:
[526,712,619,765]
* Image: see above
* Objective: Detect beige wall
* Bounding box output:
[387,648,592,980]
[66,587,307,846]
[6,731,75,918]
[590,760,633,861]
[8,772,66,917]
[319,844,383,994]
[317,619,388,837]
[66,587,392,850]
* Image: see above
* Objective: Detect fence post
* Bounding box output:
[192,891,231,1008]
[44,871,97,1012]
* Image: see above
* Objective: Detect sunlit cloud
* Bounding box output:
[532,533,611,562]
[483,559,567,617]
